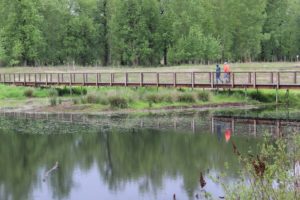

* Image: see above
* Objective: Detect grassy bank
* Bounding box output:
[1,84,300,113]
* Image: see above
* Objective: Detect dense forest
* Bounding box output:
[0,0,299,66]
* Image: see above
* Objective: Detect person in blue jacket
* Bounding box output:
[216,64,223,84]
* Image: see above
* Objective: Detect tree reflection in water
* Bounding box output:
[0,111,261,200]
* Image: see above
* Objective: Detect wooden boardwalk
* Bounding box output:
[1,71,300,89]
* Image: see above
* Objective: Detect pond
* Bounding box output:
[0,107,299,200]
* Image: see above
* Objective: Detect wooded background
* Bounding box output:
[0,0,299,66]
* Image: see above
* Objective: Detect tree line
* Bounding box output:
[0,0,299,67]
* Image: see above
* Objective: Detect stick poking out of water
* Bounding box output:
[43,161,59,182]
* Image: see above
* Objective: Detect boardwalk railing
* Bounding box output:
[1,71,300,89]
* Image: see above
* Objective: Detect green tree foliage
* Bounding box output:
[0,0,299,66]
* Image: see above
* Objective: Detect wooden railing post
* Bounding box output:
[211,72,214,88]
[140,73,144,86]
[270,72,274,84]
[191,72,195,88]
[125,72,128,86]
[69,73,72,86]
[34,74,37,86]
[110,73,113,86]
[156,73,159,87]
[62,74,64,83]
[277,72,280,89]
[253,72,256,88]
[18,73,21,82]
[208,72,211,85]
[29,74,31,82]
[24,74,26,85]
[294,72,297,84]
[173,72,177,87]
[248,72,252,84]
[46,74,48,86]
[231,72,235,88]
[13,74,15,84]
[83,73,85,86]
[96,73,99,87]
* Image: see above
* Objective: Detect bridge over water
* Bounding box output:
[1,71,300,89]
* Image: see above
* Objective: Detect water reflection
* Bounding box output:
[0,108,297,200]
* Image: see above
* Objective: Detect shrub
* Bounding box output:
[177,93,196,103]
[197,91,211,102]
[49,97,57,106]
[86,94,99,104]
[24,89,34,97]
[56,87,87,96]
[145,93,163,103]
[108,96,128,108]
[72,98,79,105]
[48,88,58,97]
[161,93,176,103]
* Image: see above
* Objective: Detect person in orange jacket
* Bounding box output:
[223,62,231,83]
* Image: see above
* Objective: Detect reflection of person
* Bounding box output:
[217,124,222,142]
[225,129,231,142]
[223,62,231,83]
[216,64,223,84]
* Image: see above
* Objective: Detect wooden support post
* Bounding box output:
[39,73,41,82]
[24,74,26,85]
[277,72,280,89]
[46,74,48,86]
[253,72,256,88]
[156,73,159,87]
[231,73,235,88]
[294,72,297,84]
[57,74,60,85]
[248,72,252,84]
[18,73,20,82]
[191,72,195,89]
[29,74,31,82]
[50,74,52,83]
[140,73,144,87]
[3,74,6,83]
[270,72,274,84]
[125,72,128,86]
[13,74,15,84]
[85,74,88,84]
[208,72,211,85]
[173,72,177,87]
[62,74,64,83]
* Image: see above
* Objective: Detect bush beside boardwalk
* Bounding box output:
[1,84,300,113]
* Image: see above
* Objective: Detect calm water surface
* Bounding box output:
[0,107,298,200]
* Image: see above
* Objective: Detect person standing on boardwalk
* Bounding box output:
[216,64,223,84]
[223,62,231,83]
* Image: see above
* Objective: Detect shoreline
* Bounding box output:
[0,102,255,115]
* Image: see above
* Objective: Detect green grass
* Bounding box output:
[1,84,300,112]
